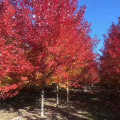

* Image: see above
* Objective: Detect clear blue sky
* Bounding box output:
[78,0,120,54]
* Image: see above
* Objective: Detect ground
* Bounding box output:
[0,86,120,120]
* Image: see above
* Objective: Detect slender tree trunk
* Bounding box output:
[84,85,88,92]
[88,83,91,90]
[56,84,59,106]
[67,86,69,102]
[74,88,76,94]
[117,85,119,91]
[41,88,44,117]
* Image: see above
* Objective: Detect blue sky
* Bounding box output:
[78,0,120,54]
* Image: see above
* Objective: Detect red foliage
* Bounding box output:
[0,0,98,98]
[100,18,120,88]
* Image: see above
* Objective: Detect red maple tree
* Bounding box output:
[100,18,120,89]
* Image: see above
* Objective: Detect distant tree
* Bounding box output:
[100,18,120,90]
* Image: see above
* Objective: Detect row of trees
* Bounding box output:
[0,0,98,99]
[0,0,99,116]
[1,0,120,117]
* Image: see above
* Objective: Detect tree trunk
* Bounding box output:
[67,86,69,102]
[88,83,91,90]
[84,85,88,92]
[56,84,59,106]
[41,88,44,117]
[117,85,119,91]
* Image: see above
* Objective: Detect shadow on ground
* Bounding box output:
[0,86,120,120]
